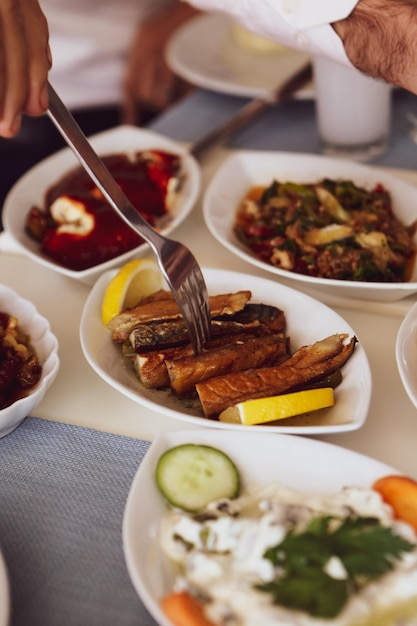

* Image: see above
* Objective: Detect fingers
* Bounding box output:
[0,0,50,138]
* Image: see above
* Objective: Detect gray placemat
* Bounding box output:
[0,417,157,626]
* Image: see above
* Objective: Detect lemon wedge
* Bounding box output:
[219,388,335,425]
[101,258,164,325]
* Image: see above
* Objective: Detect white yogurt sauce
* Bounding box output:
[159,483,417,626]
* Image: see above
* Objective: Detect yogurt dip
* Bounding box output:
[160,482,417,626]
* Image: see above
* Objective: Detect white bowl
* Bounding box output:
[396,301,417,410]
[0,285,59,437]
[80,267,372,435]
[123,429,400,626]
[203,150,417,302]
[2,126,201,285]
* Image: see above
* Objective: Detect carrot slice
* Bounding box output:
[373,474,417,532]
[161,591,217,626]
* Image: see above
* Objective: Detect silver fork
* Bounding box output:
[46,82,211,354]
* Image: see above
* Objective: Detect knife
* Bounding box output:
[190,61,313,159]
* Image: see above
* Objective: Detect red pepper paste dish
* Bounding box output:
[25,149,184,271]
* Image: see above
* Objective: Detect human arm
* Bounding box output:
[332,0,417,94]
[122,1,200,125]
[0,0,51,137]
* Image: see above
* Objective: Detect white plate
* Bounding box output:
[80,267,371,434]
[396,300,417,410]
[203,150,417,302]
[0,549,9,626]
[2,126,201,285]
[166,13,312,99]
[123,428,400,626]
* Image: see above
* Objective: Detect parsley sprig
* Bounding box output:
[257,515,415,619]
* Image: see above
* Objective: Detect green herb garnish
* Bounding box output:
[257,515,415,619]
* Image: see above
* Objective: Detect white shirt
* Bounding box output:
[183,0,359,66]
[41,0,173,109]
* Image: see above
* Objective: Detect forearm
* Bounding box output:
[333,0,417,93]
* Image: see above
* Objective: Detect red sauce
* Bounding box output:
[25,150,181,271]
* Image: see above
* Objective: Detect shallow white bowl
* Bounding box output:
[203,150,417,302]
[396,301,417,410]
[0,285,59,437]
[80,267,372,435]
[3,126,201,285]
[123,429,400,626]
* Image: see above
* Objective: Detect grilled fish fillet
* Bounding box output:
[166,333,290,396]
[196,333,357,418]
[108,290,252,342]
[127,302,286,352]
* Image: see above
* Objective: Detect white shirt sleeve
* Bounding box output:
[184,0,359,66]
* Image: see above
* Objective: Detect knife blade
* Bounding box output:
[190,62,313,159]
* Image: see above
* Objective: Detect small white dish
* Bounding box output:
[203,150,417,302]
[123,428,399,626]
[80,267,371,435]
[166,13,312,99]
[0,285,59,438]
[2,126,201,285]
[396,301,417,410]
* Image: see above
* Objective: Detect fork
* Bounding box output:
[46,82,211,354]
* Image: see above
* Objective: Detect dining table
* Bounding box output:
[1,82,417,626]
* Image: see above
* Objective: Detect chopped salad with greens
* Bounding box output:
[234,178,417,282]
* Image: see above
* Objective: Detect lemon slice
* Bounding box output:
[101,258,164,325]
[219,388,335,425]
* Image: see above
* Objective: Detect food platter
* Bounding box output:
[203,150,417,302]
[166,13,312,99]
[396,300,417,411]
[80,267,371,434]
[123,428,400,626]
[2,126,200,285]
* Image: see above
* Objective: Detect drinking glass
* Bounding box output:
[313,56,392,161]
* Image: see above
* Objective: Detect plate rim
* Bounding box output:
[396,299,417,407]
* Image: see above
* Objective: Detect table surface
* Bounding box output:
[1,84,417,625]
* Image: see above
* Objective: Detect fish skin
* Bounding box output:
[196,334,357,419]
[108,290,252,342]
[127,302,286,352]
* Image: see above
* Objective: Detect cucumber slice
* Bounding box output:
[155,444,240,512]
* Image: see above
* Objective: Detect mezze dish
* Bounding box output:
[123,429,417,626]
[2,126,200,284]
[203,151,417,301]
[0,285,59,438]
[80,268,372,435]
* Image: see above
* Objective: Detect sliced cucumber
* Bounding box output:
[155,443,240,512]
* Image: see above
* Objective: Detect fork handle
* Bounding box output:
[46,82,162,252]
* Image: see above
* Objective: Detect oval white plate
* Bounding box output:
[123,428,400,626]
[80,267,371,434]
[2,125,201,285]
[396,300,417,410]
[203,150,417,302]
[166,13,312,99]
